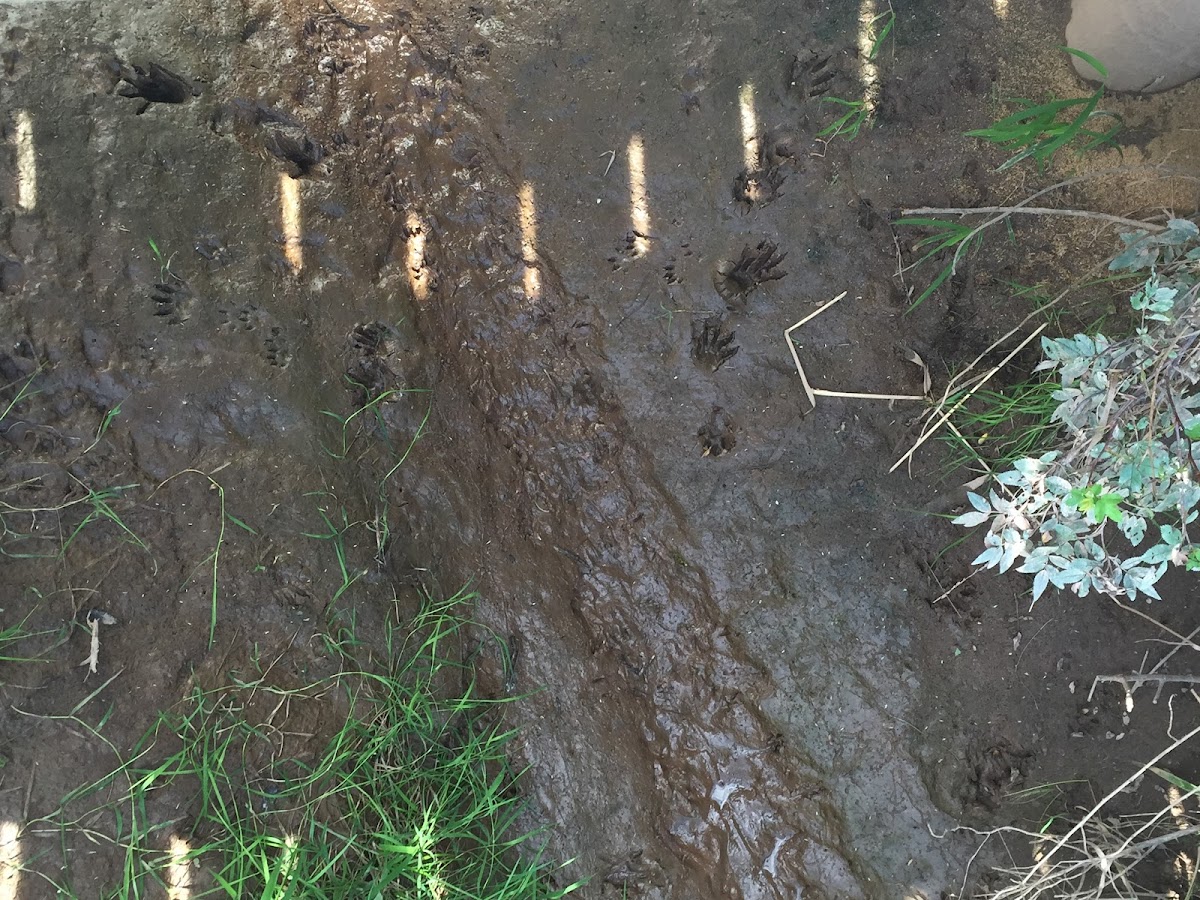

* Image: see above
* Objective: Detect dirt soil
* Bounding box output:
[3,0,1200,897]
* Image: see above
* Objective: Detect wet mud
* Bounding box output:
[3,0,1200,898]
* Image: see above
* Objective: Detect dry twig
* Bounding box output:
[785,292,927,409]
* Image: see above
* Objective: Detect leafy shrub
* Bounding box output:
[956,218,1200,601]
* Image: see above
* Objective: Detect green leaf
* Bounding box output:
[226,514,258,535]
[1068,484,1122,523]
[867,13,893,60]
[1062,46,1109,80]
[1093,492,1123,523]
[1150,766,1198,793]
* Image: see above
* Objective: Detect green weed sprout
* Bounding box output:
[817,98,870,141]
[302,498,367,605]
[0,605,55,665]
[966,47,1121,173]
[147,238,177,282]
[891,217,983,310]
[954,218,1200,602]
[321,387,432,503]
[816,5,893,142]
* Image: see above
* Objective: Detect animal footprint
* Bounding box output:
[264,326,291,369]
[346,321,399,399]
[715,240,788,307]
[790,50,836,101]
[698,407,737,457]
[151,282,190,323]
[608,231,651,271]
[690,315,739,372]
[218,302,263,332]
[194,232,234,268]
[733,165,787,209]
[116,60,201,114]
[352,321,396,356]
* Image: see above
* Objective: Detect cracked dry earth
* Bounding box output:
[4,0,1200,898]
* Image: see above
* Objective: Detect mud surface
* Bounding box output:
[3,1,1200,898]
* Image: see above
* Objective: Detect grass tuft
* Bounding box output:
[941,377,1061,476]
[42,588,581,899]
[966,47,1121,173]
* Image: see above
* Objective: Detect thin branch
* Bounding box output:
[902,205,1164,234]
[1090,673,1200,702]
[1014,721,1200,891]
[899,163,1194,278]
[1113,601,1200,653]
[891,323,1047,473]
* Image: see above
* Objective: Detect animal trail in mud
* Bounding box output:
[690,314,739,372]
[715,239,787,307]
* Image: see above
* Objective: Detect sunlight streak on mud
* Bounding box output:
[518,182,541,297]
[166,835,192,900]
[737,83,759,172]
[280,174,303,271]
[405,210,430,301]
[627,135,650,257]
[15,111,36,211]
[993,0,1008,18]
[0,821,20,900]
[857,0,880,111]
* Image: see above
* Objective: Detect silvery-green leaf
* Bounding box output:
[998,539,1024,573]
[1164,218,1198,241]
[1032,569,1051,603]
[1119,514,1146,546]
[967,492,990,513]
[1057,565,1086,585]
[1013,457,1041,477]
[1137,542,1176,564]
[973,546,1001,568]
[1017,554,1047,574]
[1045,476,1073,495]
[953,510,991,528]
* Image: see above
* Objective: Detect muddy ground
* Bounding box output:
[2,0,1200,897]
